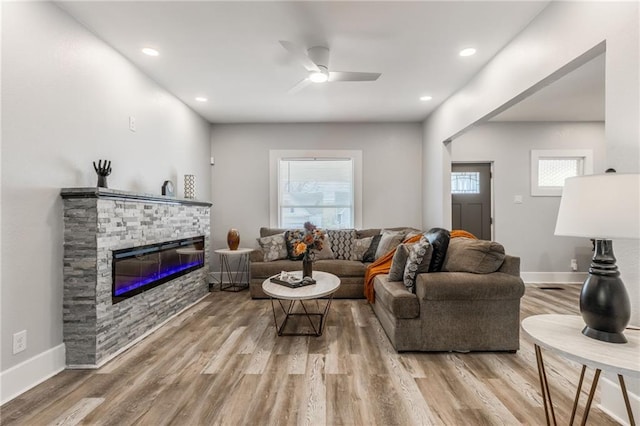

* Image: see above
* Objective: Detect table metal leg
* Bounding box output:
[268,294,334,336]
[220,253,249,292]
[535,344,557,426]
[618,374,636,426]
[570,365,587,425]
[580,368,601,426]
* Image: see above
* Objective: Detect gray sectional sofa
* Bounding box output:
[249,226,525,352]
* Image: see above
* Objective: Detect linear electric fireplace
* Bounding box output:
[112,236,205,303]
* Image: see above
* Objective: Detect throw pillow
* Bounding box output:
[403,236,433,292]
[388,244,411,281]
[256,233,288,262]
[284,230,305,260]
[362,234,382,263]
[374,229,407,260]
[350,236,373,261]
[314,235,335,260]
[425,227,450,272]
[327,229,356,260]
[443,237,506,273]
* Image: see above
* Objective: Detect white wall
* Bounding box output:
[422,1,639,418]
[210,123,423,256]
[451,122,606,273]
[1,1,211,400]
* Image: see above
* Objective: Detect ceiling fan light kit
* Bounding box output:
[279,40,381,92]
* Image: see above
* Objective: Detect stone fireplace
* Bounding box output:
[61,188,211,367]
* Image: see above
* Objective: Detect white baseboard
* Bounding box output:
[521,271,587,284]
[598,376,640,426]
[0,343,66,405]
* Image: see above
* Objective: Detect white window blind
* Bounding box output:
[278,158,354,229]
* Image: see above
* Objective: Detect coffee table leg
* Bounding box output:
[570,365,587,425]
[269,295,334,337]
[618,375,636,426]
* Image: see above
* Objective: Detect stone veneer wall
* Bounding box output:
[61,188,211,367]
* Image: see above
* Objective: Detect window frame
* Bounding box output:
[269,149,363,229]
[530,149,593,196]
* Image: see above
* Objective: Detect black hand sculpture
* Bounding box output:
[93,159,112,188]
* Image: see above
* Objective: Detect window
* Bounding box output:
[451,172,480,194]
[270,150,362,229]
[531,149,593,196]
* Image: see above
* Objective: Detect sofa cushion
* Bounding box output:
[350,236,373,261]
[251,258,366,279]
[388,244,411,281]
[260,227,288,238]
[327,229,356,260]
[425,228,450,272]
[373,275,419,319]
[375,229,407,259]
[403,236,433,292]
[256,233,288,262]
[443,238,505,274]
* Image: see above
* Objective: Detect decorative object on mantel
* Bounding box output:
[93,159,112,188]
[162,180,174,197]
[291,221,325,278]
[555,173,639,343]
[227,228,240,250]
[184,174,196,199]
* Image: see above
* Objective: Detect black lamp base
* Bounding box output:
[579,239,630,344]
[582,325,627,344]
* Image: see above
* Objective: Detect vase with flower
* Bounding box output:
[292,221,325,278]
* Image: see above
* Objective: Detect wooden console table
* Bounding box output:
[522,314,639,425]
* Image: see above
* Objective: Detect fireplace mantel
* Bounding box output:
[61,187,212,207]
[61,187,211,367]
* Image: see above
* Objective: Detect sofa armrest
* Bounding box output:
[498,255,520,277]
[250,249,264,263]
[415,272,524,301]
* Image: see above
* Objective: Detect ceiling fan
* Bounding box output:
[279,40,381,93]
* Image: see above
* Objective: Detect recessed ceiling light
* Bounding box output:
[195,97,208,102]
[420,95,433,101]
[142,47,159,57]
[459,48,477,57]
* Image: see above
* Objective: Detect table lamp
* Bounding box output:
[555,173,639,343]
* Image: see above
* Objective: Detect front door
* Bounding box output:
[451,163,492,240]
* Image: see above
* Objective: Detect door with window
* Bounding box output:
[451,163,492,240]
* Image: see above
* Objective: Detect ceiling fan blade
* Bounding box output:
[279,40,320,72]
[328,71,381,82]
[287,77,312,94]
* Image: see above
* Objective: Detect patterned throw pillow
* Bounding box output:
[284,230,305,260]
[374,229,407,260]
[256,233,288,262]
[350,236,373,261]
[327,229,356,260]
[403,236,433,292]
[389,244,411,281]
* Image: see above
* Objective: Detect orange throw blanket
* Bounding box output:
[363,230,477,303]
[363,234,422,303]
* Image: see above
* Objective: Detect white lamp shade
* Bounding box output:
[555,173,640,239]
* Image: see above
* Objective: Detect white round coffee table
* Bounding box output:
[262,271,340,336]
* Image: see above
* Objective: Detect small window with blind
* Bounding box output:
[270,150,362,229]
[531,149,593,196]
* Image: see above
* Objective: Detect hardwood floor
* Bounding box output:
[0,285,620,425]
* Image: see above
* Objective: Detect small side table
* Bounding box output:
[522,314,639,426]
[215,248,252,292]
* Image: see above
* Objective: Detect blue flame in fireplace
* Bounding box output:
[114,261,202,296]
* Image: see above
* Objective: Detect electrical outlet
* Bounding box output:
[129,116,136,132]
[13,330,27,354]
[570,259,578,271]
[210,156,215,165]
